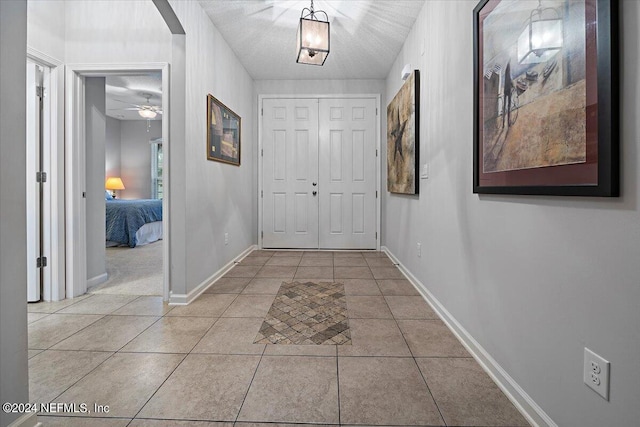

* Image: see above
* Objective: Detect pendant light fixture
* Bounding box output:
[296,0,330,66]
[517,0,563,64]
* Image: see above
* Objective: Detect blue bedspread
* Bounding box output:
[106,199,162,247]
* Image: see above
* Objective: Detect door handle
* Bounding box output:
[312,182,317,186]
[312,191,317,196]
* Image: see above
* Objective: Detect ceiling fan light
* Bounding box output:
[138,109,157,119]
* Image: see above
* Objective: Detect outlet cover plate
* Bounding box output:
[584,347,610,400]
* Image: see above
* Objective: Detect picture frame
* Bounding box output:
[473,0,618,196]
[207,94,241,166]
[387,69,420,195]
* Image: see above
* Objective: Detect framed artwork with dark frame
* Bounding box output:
[473,0,618,196]
[207,94,241,166]
[387,70,420,195]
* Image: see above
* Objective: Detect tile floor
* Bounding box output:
[29,250,530,427]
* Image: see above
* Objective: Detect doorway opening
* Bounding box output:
[85,74,165,297]
[65,64,171,302]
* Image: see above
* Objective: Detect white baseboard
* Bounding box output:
[7,412,39,427]
[381,246,557,427]
[169,245,257,305]
[86,272,108,289]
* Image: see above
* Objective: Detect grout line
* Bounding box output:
[111,315,164,353]
[110,295,145,314]
[179,316,221,354]
[130,352,189,421]
[33,314,107,351]
[336,348,341,425]
[43,349,120,408]
[27,293,97,315]
[392,314,448,426]
[233,342,267,423]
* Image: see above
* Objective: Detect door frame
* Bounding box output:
[65,63,171,301]
[27,47,64,301]
[258,94,381,251]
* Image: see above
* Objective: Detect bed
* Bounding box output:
[106,199,163,248]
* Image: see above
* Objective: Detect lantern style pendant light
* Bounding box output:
[296,0,330,66]
[517,0,563,64]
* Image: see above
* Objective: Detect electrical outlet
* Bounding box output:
[417,243,422,258]
[224,232,229,245]
[584,347,610,400]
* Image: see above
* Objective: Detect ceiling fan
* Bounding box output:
[109,93,163,119]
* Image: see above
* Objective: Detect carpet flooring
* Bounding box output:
[89,241,163,296]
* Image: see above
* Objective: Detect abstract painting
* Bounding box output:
[387,70,420,195]
[207,94,241,166]
[473,0,618,196]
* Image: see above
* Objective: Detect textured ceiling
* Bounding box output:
[105,74,163,121]
[199,0,426,80]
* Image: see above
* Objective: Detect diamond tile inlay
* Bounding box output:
[254,281,351,345]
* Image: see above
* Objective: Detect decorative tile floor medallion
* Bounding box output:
[254,281,351,345]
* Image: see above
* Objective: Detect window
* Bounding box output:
[151,140,163,199]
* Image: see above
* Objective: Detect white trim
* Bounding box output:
[26,49,65,302]
[161,64,171,302]
[65,63,171,300]
[169,245,257,305]
[65,67,87,298]
[87,272,108,289]
[382,245,558,427]
[257,95,263,248]
[374,94,381,251]
[257,94,381,251]
[7,412,38,427]
[27,46,63,67]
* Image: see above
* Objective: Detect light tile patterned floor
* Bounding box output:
[27,250,530,427]
[254,281,351,345]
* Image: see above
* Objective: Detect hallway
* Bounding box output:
[28,250,528,426]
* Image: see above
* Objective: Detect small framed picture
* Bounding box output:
[207,94,241,166]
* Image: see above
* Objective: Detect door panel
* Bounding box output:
[262,99,319,248]
[319,99,377,249]
[26,61,42,302]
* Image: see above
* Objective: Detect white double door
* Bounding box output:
[262,97,378,249]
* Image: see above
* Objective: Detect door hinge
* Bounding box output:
[261,190,263,198]
[376,149,378,157]
[376,190,378,198]
[261,108,263,116]
[261,231,264,238]
[375,107,378,115]
[261,149,263,157]
[36,171,47,183]
[36,256,47,268]
[82,191,87,198]
[36,86,44,98]
[375,232,378,240]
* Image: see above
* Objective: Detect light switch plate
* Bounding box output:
[420,163,429,179]
[584,347,610,400]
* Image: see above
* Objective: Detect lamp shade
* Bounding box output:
[138,109,157,119]
[517,18,563,64]
[105,177,125,190]
[296,17,330,66]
